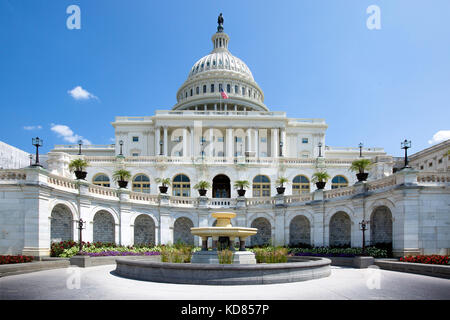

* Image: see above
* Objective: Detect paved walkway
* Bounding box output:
[0,265,449,300]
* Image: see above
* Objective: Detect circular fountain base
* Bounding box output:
[191,250,256,264]
[114,257,331,285]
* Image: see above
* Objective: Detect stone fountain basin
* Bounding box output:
[190,227,257,238]
[114,256,332,285]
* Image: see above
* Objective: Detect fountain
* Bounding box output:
[190,212,257,264]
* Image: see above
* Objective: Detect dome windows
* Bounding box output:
[196,87,199,95]
[203,85,207,94]
[211,84,215,93]
[227,84,231,93]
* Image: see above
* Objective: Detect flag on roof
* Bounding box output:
[220,88,229,99]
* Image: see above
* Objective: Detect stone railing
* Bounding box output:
[209,198,235,208]
[47,174,78,190]
[285,194,314,203]
[324,186,357,199]
[129,191,159,204]
[88,184,119,198]
[417,172,450,184]
[366,175,397,191]
[0,170,27,181]
[246,197,276,206]
[169,196,197,206]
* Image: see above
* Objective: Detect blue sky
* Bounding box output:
[1,0,449,156]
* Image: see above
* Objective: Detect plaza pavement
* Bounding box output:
[0,265,449,300]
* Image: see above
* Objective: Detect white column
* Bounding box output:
[246,128,252,153]
[280,128,286,157]
[271,128,279,158]
[163,126,168,156]
[254,128,259,157]
[183,128,187,157]
[190,126,194,157]
[155,127,160,156]
[234,105,237,111]
[224,104,228,111]
[209,128,214,157]
[226,128,233,160]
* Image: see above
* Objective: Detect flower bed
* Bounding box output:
[0,255,34,265]
[80,251,160,257]
[249,247,288,263]
[400,255,449,265]
[288,246,388,258]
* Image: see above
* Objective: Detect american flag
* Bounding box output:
[220,88,229,99]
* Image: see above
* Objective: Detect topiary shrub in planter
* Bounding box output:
[234,180,250,197]
[113,169,131,188]
[68,158,89,180]
[155,178,171,194]
[193,180,211,197]
[311,171,330,190]
[350,159,372,182]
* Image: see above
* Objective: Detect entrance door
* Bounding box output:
[212,174,231,198]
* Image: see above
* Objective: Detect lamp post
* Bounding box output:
[119,140,123,156]
[359,220,369,255]
[318,142,323,158]
[76,218,86,255]
[401,139,411,168]
[359,142,363,158]
[78,140,83,155]
[31,137,43,167]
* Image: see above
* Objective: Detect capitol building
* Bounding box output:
[0,18,448,258]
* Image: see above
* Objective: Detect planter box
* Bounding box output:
[69,255,161,268]
[375,259,450,279]
[0,260,70,278]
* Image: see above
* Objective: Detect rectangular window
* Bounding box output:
[132,136,139,142]
[196,87,199,94]
[227,84,231,93]
[302,138,308,144]
[438,158,443,164]
[235,137,242,143]
[420,165,424,170]
[242,87,245,95]
[203,85,206,93]
[132,153,139,157]
[261,137,267,143]
[235,85,238,93]
[219,84,223,92]
[217,137,224,142]
[211,84,215,92]
[429,162,433,167]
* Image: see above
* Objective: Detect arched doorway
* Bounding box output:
[50,204,73,243]
[134,214,156,245]
[212,174,230,198]
[329,211,351,247]
[173,217,194,245]
[370,206,393,246]
[93,211,115,243]
[289,215,311,246]
[251,217,272,246]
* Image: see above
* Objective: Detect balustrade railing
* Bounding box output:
[0,170,27,181]
[417,172,450,184]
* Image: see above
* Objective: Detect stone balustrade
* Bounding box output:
[0,170,27,181]
[417,172,450,184]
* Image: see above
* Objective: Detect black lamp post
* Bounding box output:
[359,142,363,158]
[119,140,124,156]
[76,218,86,255]
[78,140,83,155]
[31,137,43,167]
[318,142,323,158]
[359,219,369,255]
[401,139,411,168]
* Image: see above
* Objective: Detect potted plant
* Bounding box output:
[275,177,289,195]
[193,180,211,197]
[155,178,171,194]
[233,180,250,197]
[350,159,372,182]
[68,158,89,180]
[311,171,330,190]
[113,169,132,188]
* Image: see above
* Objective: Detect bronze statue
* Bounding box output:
[218,13,224,27]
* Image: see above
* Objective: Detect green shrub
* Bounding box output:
[251,247,288,263]
[217,249,234,264]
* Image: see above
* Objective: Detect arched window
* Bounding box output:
[292,175,310,194]
[211,84,215,92]
[132,174,150,193]
[172,174,190,197]
[93,174,110,187]
[253,175,270,197]
[196,86,199,95]
[331,175,349,189]
[203,85,206,93]
[226,84,231,93]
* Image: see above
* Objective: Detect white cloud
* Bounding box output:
[428,130,450,145]
[23,125,42,130]
[50,124,91,145]
[67,86,98,100]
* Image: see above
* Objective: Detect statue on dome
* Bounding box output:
[217,13,224,32]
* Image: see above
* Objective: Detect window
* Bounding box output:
[261,137,267,143]
[196,87,199,95]
[235,85,238,93]
[203,85,206,93]
[200,137,206,143]
[235,137,242,143]
[93,174,110,187]
[132,174,150,193]
[227,84,231,93]
[218,151,224,157]
[185,92,187,98]
[219,84,223,92]
[261,152,267,157]
[331,176,349,189]
[302,153,309,158]
[242,87,245,95]
[438,158,443,164]
[217,137,224,142]
[172,174,190,197]
[207,61,210,67]
[211,84,215,93]
[420,165,424,170]
[302,138,308,144]
[253,175,271,197]
[132,153,139,157]
[429,162,433,167]
[132,136,139,142]
[292,175,310,194]
[190,89,193,96]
